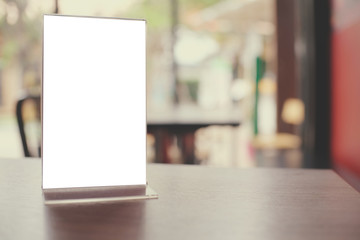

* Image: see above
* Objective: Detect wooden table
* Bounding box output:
[147,105,241,164]
[1,158,360,240]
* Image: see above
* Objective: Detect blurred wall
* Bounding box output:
[275,0,297,134]
[332,0,360,190]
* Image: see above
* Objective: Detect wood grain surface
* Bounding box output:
[1,158,360,240]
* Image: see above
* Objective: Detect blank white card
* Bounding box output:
[42,15,146,189]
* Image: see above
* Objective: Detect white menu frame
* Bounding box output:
[42,15,148,195]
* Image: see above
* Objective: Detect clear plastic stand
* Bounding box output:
[44,184,158,205]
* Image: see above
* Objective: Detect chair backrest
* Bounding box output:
[15,95,41,157]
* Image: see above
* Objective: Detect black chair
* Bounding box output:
[15,94,41,157]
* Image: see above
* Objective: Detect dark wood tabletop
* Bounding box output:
[1,158,360,240]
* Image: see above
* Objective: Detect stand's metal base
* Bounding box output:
[43,184,158,205]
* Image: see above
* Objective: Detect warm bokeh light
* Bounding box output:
[281,98,305,125]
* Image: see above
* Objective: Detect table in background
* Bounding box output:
[147,105,242,164]
[1,158,360,240]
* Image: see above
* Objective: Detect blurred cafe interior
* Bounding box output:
[0,0,360,190]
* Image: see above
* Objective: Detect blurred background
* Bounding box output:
[0,0,359,189]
